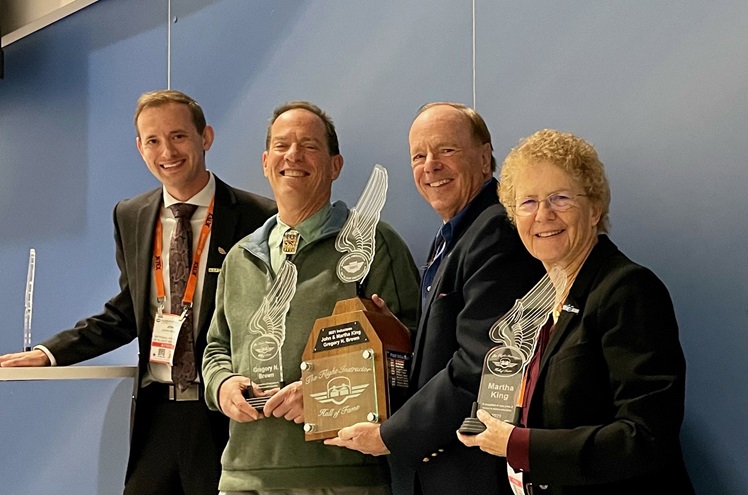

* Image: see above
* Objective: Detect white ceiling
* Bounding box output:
[1,0,99,47]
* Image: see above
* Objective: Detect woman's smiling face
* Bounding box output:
[513,161,601,272]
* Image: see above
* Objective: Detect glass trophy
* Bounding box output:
[244,260,298,410]
[459,268,566,434]
[301,165,412,441]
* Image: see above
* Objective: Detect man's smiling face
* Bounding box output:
[409,105,492,221]
[262,108,342,225]
[136,102,212,201]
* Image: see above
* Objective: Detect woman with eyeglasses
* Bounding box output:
[457,129,694,495]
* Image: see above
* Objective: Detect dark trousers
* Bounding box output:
[124,384,226,495]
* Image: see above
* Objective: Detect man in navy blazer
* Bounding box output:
[0,90,275,495]
[326,102,544,494]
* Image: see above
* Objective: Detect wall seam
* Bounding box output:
[167,0,172,89]
[472,0,476,109]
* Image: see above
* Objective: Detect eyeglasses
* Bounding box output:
[513,193,587,216]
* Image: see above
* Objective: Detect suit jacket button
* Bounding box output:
[422,457,430,463]
[539,485,548,490]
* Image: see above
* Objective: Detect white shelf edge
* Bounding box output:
[0,365,137,381]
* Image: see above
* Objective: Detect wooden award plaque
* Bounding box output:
[300,298,412,441]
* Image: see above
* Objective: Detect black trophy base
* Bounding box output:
[243,382,284,411]
[458,402,486,435]
[244,394,270,410]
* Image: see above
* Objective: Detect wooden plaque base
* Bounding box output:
[301,298,411,441]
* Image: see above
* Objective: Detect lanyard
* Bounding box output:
[516,313,555,421]
[153,197,215,311]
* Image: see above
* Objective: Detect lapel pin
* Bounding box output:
[218,247,227,255]
[562,304,579,314]
[282,229,300,255]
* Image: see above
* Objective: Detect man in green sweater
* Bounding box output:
[202,101,420,495]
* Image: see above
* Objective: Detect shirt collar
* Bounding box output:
[162,171,215,209]
[271,202,333,247]
[438,178,494,248]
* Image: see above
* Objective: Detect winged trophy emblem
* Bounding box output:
[247,260,298,389]
[335,164,388,285]
[486,266,567,376]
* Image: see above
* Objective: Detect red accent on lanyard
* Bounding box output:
[153,197,215,309]
[516,315,554,422]
[517,373,529,409]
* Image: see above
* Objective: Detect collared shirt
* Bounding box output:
[145,171,216,384]
[268,203,332,275]
[421,179,494,307]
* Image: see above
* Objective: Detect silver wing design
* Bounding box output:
[335,164,388,284]
[247,260,298,345]
[488,267,567,362]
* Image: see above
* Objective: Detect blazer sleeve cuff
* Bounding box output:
[507,426,531,472]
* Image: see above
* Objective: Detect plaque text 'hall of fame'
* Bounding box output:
[301,165,413,441]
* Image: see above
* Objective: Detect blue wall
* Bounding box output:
[1,0,746,493]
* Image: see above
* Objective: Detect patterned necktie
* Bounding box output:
[169,203,198,390]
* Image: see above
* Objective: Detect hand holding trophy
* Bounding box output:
[300,165,412,441]
[459,267,566,434]
[243,259,298,409]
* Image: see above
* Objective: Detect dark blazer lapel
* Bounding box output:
[412,245,453,372]
[197,177,238,333]
[412,247,457,383]
[536,235,614,374]
[410,237,438,380]
[134,190,161,356]
[410,179,499,380]
[538,296,580,373]
[422,248,450,316]
[449,178,498,242]
[424,180,499,306]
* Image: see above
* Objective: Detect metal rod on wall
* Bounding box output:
[472,0,476,109]
[167,0,172,89]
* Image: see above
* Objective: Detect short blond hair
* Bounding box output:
[499,129,610,233]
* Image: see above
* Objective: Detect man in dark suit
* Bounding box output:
[325,102,544,494]
[0,90,275,495]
